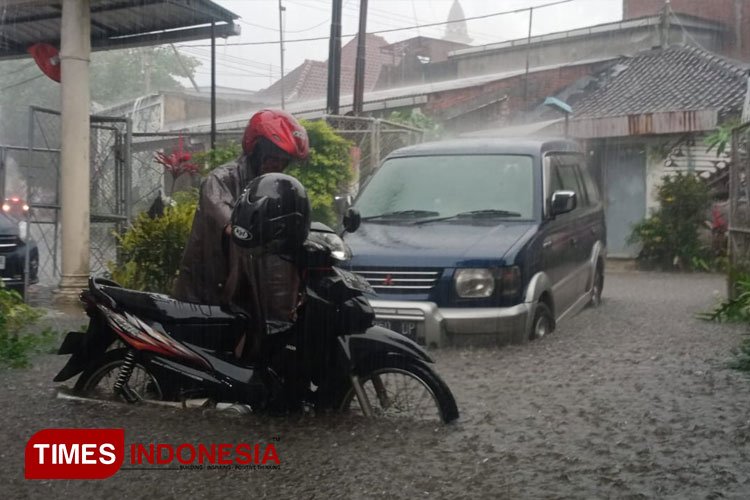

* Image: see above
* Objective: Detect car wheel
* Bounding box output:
[589,265,604,307]
[529,302,554,341]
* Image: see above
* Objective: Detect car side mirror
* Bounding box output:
[334,194,352,215]
[550,190,576,217]
[342,208,361,233]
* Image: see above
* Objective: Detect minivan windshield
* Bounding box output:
[354,154,535,221]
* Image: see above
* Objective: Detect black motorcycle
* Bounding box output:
[53,221,459,423]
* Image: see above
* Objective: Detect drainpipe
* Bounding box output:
[56,0,91,304]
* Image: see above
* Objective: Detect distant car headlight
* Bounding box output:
[454,268,495,298]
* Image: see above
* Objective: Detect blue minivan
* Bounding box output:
[343,137,606,347]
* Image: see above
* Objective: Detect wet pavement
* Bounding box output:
[3,272,750,498]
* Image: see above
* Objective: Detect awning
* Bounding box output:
[0,0,240,60]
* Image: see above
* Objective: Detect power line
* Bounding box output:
[179,46,281,71]
[0,61,36,77]
[293,0,498,43]
[0,74,45,92]
[185,0,574,47]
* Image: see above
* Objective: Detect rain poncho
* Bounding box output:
[173,159,301,340]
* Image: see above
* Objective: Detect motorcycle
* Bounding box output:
[53,221,459,424]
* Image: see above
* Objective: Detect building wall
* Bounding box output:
[426,62,599,133]
[623,0,750,59]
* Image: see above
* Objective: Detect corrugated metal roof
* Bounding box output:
[0,0,240,60]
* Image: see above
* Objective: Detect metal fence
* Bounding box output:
[322,115,424,192]
[127,115,425,201]
[0,107,132,291]
[729,122,750,296]
[0,110,423,298]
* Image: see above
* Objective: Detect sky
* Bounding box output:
[179,0,624,92]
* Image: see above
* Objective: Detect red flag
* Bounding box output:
[28,43,61,83]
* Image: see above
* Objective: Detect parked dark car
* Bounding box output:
[343,138,606,347]
[0,202,39,297]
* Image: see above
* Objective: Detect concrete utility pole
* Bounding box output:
[352,0,369,115]
[660,0,671,49]
[57,0,91,303]
[326,0,343,115]
[278,0,286,109]
[522,7,534,107]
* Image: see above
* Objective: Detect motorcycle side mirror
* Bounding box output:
[342,208,361,233]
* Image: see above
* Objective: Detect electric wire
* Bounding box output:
[183,0,574,46]
[0,73,45,92]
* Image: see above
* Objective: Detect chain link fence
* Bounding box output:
[321,115,423,193]
[1,109,424,299]
[0,107,133,295]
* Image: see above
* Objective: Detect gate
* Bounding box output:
[0,106,132,293]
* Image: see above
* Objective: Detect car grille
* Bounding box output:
[352,268,442,292]
[0,235,17,251]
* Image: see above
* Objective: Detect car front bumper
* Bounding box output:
[369,299,531,347]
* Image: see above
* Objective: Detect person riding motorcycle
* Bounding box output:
[227,173,312,360]
[172,109,310,314]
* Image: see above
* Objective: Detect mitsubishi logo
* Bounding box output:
[382,274,393,286]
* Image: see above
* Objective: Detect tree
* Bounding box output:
[90,47,200,104]
[0,47,199,145]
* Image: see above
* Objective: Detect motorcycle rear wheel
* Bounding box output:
[74,348,164,402]
[338,358,459,424]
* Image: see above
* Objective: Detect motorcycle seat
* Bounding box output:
[100,285,236,325]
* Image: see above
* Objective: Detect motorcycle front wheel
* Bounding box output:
[338,358,459,424]
[74,348,164,402]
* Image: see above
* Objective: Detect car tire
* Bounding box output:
[529,302,554,341]
[589,264,604,308]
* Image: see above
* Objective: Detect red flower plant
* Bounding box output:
[154,136,199,181]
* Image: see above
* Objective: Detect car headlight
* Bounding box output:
[454,268,495,298]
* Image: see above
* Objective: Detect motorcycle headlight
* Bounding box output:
[454,268,495,298]
[321,232,352,261]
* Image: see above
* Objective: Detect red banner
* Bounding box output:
[25,428,125,480]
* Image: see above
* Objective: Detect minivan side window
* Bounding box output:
[548,153,587,212]
[580,163,601,205]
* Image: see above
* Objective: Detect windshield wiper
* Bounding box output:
[361,209,440,221]
[414,209,522,225]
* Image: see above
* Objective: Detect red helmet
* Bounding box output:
[242,109,309,160]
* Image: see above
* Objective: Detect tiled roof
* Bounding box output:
[574,45,749,119]
[255,34,389,104]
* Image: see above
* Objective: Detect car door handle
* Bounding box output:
[543,239,552,249]
[590,227,597,235]
[570,237,578,247]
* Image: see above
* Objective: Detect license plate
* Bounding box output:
[374,319,418,339]
[0,255,5,270]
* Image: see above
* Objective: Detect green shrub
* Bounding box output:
[192,140,243,175]
[109,195,197,293]
[728,337,750,371]
[629,172,711,270]
[109,121,353,292]
[698,272,750,373]
[287,120,353,226]
[698,275,750,323]
[0,283,49,368]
